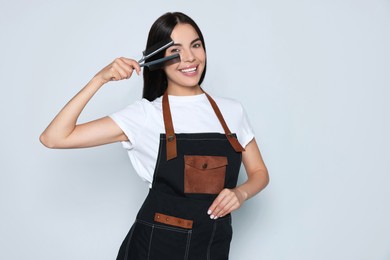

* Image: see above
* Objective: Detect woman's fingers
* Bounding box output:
[96,57,141,84]
[115,57,141,78]
[121,57,141,75]
[111,58,136,80]
[207,188,245,219]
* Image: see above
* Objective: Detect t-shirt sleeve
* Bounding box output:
[109,100,147,150]
[236,104,255,148]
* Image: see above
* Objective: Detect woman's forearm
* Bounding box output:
[235,168,269,201]
[207,139,269,218]
[236,138,269,201]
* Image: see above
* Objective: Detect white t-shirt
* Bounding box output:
[109,93,254,184]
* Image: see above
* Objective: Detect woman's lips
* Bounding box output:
[179,65,198,75]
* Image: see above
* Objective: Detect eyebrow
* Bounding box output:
[171,38,201,47]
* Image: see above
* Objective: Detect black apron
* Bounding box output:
[116,91,244,260]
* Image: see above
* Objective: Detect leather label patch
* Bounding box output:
[154,213,193,229]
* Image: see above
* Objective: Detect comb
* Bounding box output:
[138,39,180,70]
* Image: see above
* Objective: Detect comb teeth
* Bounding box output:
[143,38,173,57]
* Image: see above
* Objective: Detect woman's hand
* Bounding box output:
[207,139,269,220]
[207,188,247,219]
[95,57,141,84]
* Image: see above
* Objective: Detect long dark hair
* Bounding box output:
[142,12,207,101]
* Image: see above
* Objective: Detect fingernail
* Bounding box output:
[210,215,215,219]
[207,210,211,215]
[214,216,219,220]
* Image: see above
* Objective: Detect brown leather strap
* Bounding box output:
[162,91,245,160]
[162,92,177,160]
[204,92,245,152]
[154,212,193,229]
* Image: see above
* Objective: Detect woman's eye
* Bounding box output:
[193,43,201,48]
[170,48,180,53]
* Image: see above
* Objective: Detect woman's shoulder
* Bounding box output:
[209,94,245,114]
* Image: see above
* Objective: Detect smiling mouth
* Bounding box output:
[180,66,197,73]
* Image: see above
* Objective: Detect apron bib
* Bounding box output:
[117,92,244,260]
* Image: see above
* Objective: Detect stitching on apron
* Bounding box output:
[136,219,191,233]
[154,224,191,233]
[207,221,217,260]
[147,225,154,260]
[184,230,192,260]
[123,223,136,260]
[134,219,192,260]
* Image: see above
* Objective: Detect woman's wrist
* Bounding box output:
[91,74,108,87]
[233,187,248,202]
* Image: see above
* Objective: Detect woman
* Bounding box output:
[40,12,269,260]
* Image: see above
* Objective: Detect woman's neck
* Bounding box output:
[166,84,203,96]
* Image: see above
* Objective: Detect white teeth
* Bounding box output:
[181,67,197,73]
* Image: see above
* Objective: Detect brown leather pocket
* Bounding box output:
[184,155,227,194]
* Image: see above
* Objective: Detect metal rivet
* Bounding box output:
[166,218,169,222]
[167,135,174,142]
[202,163,208,169]
[157,215,160,219]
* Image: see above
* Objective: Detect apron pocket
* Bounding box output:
[149,224,192,260]
[184,155,227,194]
[208,216,233,260]
[123,220,192,260]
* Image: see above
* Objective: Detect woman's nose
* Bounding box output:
[181,48,195,63]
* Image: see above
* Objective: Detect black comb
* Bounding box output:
[142,54,180,71]
[138,38,180,70]
[142,38,173,58]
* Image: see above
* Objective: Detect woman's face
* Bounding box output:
[164,23,206,94]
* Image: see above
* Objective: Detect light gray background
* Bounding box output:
[1,0,389,259]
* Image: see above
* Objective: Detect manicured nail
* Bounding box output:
[210,215,215,219]
[214,216,219,220]
[207,210,211,215]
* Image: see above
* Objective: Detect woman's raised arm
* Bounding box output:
[40,57,141,149]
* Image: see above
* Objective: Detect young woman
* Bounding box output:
[40,12,269,260]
